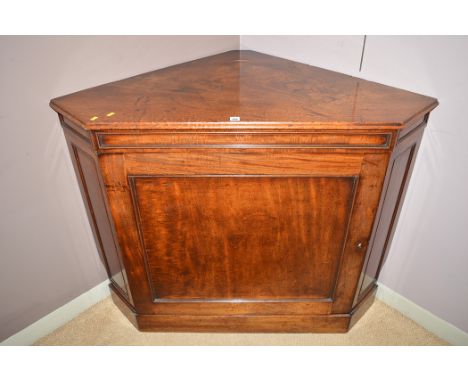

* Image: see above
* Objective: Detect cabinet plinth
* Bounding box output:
[51,50,437,332]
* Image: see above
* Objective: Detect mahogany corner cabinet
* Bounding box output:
[50,50,438,333]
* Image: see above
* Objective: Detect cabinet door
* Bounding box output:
[100,148,388,315]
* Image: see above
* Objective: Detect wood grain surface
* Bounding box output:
[50,50,437,130]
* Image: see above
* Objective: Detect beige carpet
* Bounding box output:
[35,297,447,345]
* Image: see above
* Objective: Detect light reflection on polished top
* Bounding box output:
[50,50,438,130]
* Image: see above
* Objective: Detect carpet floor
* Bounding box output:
[35,297,447,345]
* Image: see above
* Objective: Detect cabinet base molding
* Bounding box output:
[349,285,377,329]
[110,283,377,333]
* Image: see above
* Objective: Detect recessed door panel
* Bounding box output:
[130,175,357,301]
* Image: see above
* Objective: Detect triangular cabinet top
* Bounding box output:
[50,50,438,131]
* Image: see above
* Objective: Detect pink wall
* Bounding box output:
[0,36,239,342]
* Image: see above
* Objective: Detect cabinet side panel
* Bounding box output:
[355,122,426,301]
[62,124,132,303]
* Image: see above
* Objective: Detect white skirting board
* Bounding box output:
[2,280,467,345]
[376,282,468,345]
[0,279,110,346]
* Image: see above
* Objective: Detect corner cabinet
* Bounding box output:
[51,50,437,332]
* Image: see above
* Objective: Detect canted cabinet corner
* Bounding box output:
[51,50,437,332]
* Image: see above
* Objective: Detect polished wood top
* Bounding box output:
[50,50,438,130]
